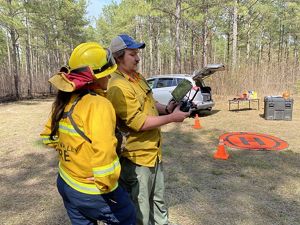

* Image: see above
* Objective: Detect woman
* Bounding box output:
[40,42,136,225]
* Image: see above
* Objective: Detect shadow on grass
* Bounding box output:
[162,127,300,225]
[0,98,55,106]
[15,98,55,105]
[191,109,220,118]
[15,101,41,105]
[228,108,259,112]
[0,151,70,225]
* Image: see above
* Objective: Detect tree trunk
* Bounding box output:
[6,31,12,78]
[201,0,208,67]
[226,32,230,66]
[202,17,208,67]
[182,22,188,73]
[257,37,262,65]
[136,19,144,74]
[149,17,154,74]
[285,38,289,65]
[170,53,174,74]
[25,16,33,98]
[7,0,20,99]
[278,22,284,63]
[268,36,272,64]
[232,0,238,69]
[246,23,251,61]
[156,23,161,74]
[10,29,20,99]
[152,19,158,75]
[190,29,194,71]
[294,36,299,66]
[174,0,181,73]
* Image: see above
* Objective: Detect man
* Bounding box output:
[107,34,190,225]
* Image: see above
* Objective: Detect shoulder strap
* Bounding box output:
[62,91,96,143]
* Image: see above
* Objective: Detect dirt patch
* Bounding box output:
[0,97,299,225]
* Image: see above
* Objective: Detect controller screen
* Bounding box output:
[171,79,193,102]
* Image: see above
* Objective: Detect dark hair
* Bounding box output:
[50,90,72,140]
[112,49,125,63]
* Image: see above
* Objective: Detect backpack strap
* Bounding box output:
[62,91,96,143]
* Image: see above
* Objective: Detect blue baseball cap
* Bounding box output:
[110,34,145,53]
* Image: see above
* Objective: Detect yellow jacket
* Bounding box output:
[40,92,120,195]
[107,70,162,167]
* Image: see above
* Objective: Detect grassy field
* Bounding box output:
[0,96,299,225]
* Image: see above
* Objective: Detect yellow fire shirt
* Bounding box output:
[107,70,162,167]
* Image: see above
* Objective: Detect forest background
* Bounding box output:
[0,0,300,101]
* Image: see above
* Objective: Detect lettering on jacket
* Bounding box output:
[56,142,80,162]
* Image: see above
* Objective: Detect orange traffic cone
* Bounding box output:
[193,114,202,129]
[213,139,229,160]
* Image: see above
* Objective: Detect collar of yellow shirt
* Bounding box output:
[115,70,141,82]
[115,70,151,94]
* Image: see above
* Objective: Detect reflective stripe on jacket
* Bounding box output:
[58,162,118,195]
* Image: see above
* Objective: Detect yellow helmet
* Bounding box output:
[69,42,117,79]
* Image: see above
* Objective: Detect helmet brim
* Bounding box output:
[94,64,117,79]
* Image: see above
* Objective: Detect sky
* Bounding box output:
[86,0,118,18]
[86,0,121,27]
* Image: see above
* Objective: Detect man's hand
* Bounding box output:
[141,102,190,131]
[169,105,190,122]
[165,99,178,114]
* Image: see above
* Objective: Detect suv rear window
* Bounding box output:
[176,78,184,84]
[147,79,155,89]
[156,78,176,88]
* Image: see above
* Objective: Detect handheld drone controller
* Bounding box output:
[171,79,195,112]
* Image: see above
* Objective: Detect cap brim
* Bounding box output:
[127,42,145,49]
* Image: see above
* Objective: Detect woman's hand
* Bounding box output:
[86,177,95,181]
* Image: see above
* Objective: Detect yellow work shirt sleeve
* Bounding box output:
[88,98,120,193]
[40,117,59,148]
[107,85,147,132]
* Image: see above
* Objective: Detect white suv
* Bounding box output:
[146,74,214,111]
